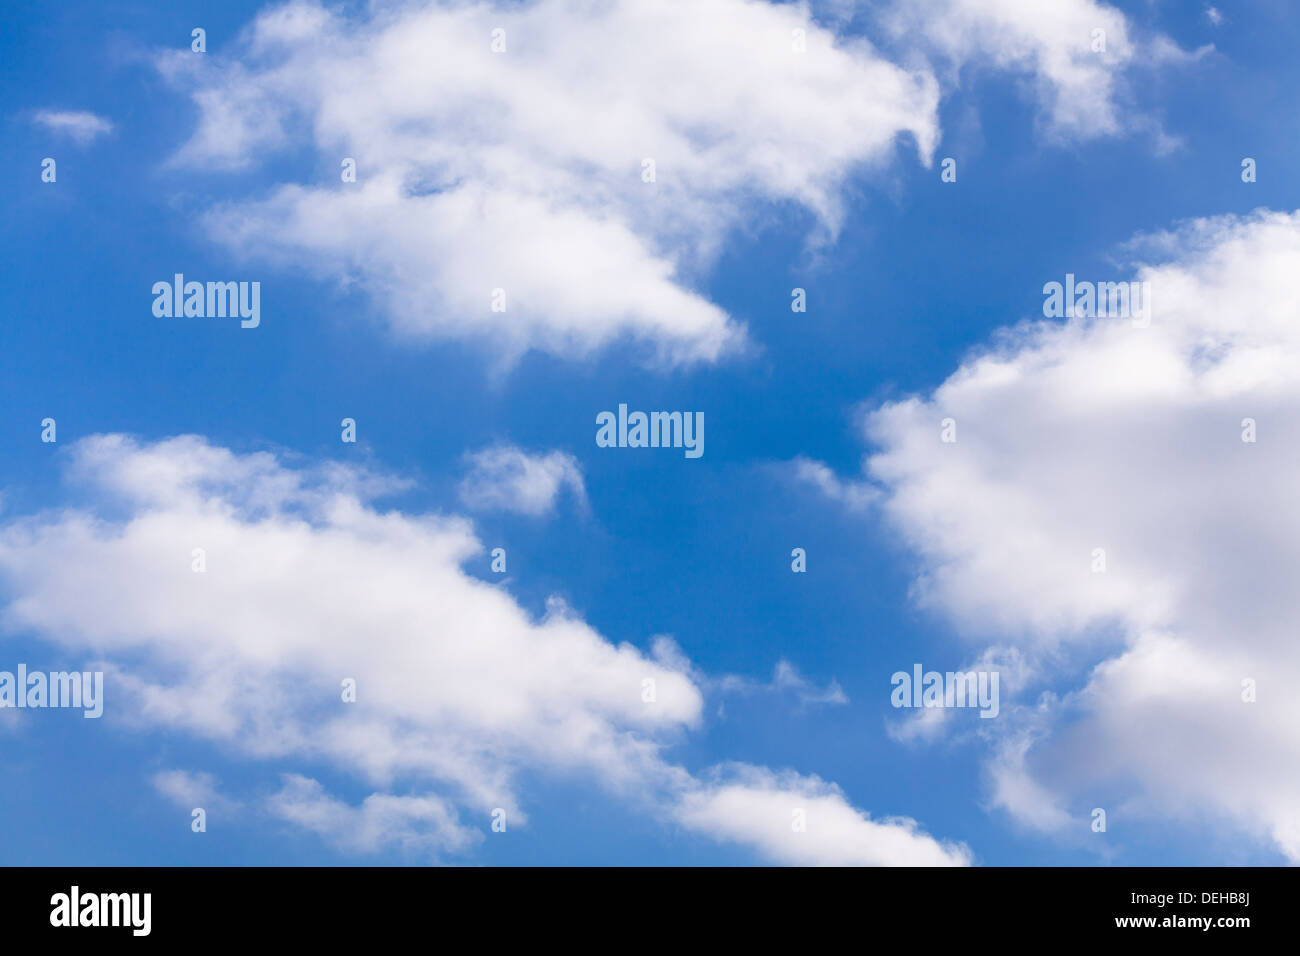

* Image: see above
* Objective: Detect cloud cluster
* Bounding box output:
[154,0,1193,368]
[880,0,1198,143]
[0,434,966,864]
[810,210,1300,861]
[159,0,941,366]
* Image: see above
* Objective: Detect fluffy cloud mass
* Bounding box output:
[155,0,1184,367]
[0,434,965,864]
[813,210,1300,861]
[159,0,941,365]
[679,765,968,866]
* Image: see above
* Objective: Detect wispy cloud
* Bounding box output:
[718,659,849,708]
[880,0,1203,145]
[267,774,479,858]
[32,109,113,143]
[792,456,878,512]
[152,768,240,814]
[459,445,587,517]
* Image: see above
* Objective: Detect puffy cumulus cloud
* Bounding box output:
[0,434,698,822]
[678,765,972,866]
[812,209,1300,861]
[458,445,586,516]
[0,434,962,865]
[32,109,114,143]
[157,0,940,366]
[880,0,1203,143]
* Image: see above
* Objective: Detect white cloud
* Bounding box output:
[459,445,586,516]
[32,110,113,143]
[815,209,1300,861]
[0,433,961,865]
[0,435,697,822]
[152,1,1204,367]
[268,774,479,856]
[772,660,848,705]
[718,659,849,707]
[152,769,239,813]
[679,765,971,866]
[158,0,940,366]
[792,455,877,512]
[880,0,1198,142]
[884,646,1031,745]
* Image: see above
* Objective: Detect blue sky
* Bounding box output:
[2,0,1299,866]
